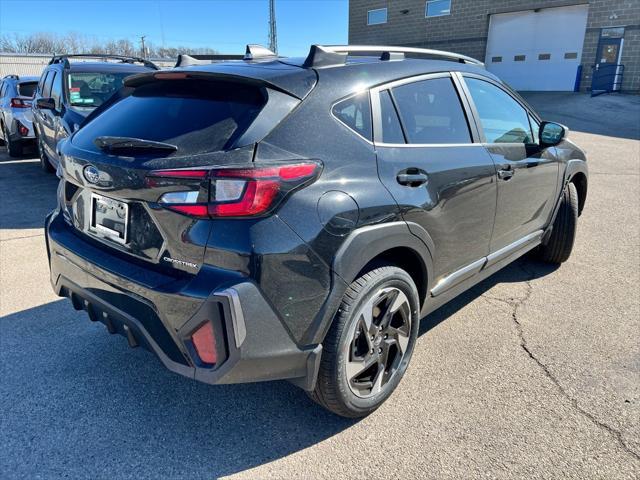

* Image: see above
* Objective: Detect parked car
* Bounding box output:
[45,45,588,417]
[0,74,39,157]
[32,54,158,173]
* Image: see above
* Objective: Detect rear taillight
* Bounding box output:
[147,162,321,219]
[191,321,217,365]
[10,98,31,108]
[15,120,29,137]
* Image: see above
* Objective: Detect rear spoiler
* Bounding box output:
[174,45,278,68]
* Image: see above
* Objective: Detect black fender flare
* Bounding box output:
[565,158,588,184]
[301,221,434,345]
[543,158,588,243]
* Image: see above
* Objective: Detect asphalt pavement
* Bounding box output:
[1,93,639,479]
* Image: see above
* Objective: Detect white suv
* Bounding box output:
[0,75,39,157]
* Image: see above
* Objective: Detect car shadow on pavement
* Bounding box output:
[0,299,356,479]
[0,256,558,479]
[0,155,59,230]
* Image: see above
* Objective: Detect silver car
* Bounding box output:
[0,75,39,157]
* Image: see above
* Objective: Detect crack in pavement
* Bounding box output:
[482,261,640,462]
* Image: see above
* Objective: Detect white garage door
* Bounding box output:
[485,5,588,91]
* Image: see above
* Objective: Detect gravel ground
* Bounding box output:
[0,93,638,479]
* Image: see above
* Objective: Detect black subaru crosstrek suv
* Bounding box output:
[32,54,158,173]
[45,45,588,417]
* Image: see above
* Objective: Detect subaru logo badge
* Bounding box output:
[83,165,100,184]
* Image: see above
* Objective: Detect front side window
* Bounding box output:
[390,77,471,144]
[332,92,372,140]
[42,71,55,98]
[426,0,451,17]
[465,77,534,144]
[367,8,387,25]
[50,74,62,109]
[67,72,136,108]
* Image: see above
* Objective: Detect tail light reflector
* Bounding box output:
[148,162,321,219]
[191,321,217,365]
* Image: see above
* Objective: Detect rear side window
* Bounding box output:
[73,79,266,155]
[332,92,372,140]
[18,82,37,97]
[465,77,534,144]
[391,77,471,144]
[379,90,405,144]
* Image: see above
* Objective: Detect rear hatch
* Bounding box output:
[58,66,314,277]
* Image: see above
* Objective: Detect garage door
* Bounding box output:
[485,5,588,91]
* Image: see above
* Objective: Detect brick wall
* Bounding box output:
[349,0,640,92]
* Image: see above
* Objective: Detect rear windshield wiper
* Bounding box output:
[94,136,178,153]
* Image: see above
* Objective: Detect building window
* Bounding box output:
[564,52,578,60]
[426,0,451,18]
[492,56,502,63]
[367,8,387,25]
[514,55,526,62]
[538,53,551,60]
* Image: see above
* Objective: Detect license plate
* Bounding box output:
[90,193,128,244]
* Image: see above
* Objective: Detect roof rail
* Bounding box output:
[48,54,159,70]
[303,45,484,68]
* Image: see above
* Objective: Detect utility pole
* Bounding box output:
[268,0,278,54]
[140,35,147,59]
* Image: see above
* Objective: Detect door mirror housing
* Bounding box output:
[36,97,56,110]
[539,121,567,147]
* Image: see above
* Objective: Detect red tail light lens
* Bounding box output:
[10,98,31,108]
[16,120,29,136]
[148,161,321,219]
[191,321,217,365]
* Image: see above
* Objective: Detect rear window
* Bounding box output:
[73,79,266,155]
[18,82,37,98]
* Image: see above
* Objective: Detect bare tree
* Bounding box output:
[0,32,219,59]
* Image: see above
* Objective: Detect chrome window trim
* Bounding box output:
[371,71,479,147]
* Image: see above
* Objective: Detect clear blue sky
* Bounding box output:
[0,0,348,56]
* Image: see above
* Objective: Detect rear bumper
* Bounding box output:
[46,210,321,390]
[7,113,35,140]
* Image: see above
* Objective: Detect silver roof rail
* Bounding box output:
[303,45,484,68]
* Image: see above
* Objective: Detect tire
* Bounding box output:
[309,266,420,417]
[538,182,579,264]
[37,136,55,173]
[4,126,22,157]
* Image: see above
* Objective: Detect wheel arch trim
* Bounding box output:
[301,221,434,346]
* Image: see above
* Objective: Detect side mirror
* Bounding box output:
[36,97,56,110]
[539,121,567,147]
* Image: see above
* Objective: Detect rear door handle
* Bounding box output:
[397,172,428,186]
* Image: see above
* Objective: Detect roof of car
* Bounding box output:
[157,55,497,100]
